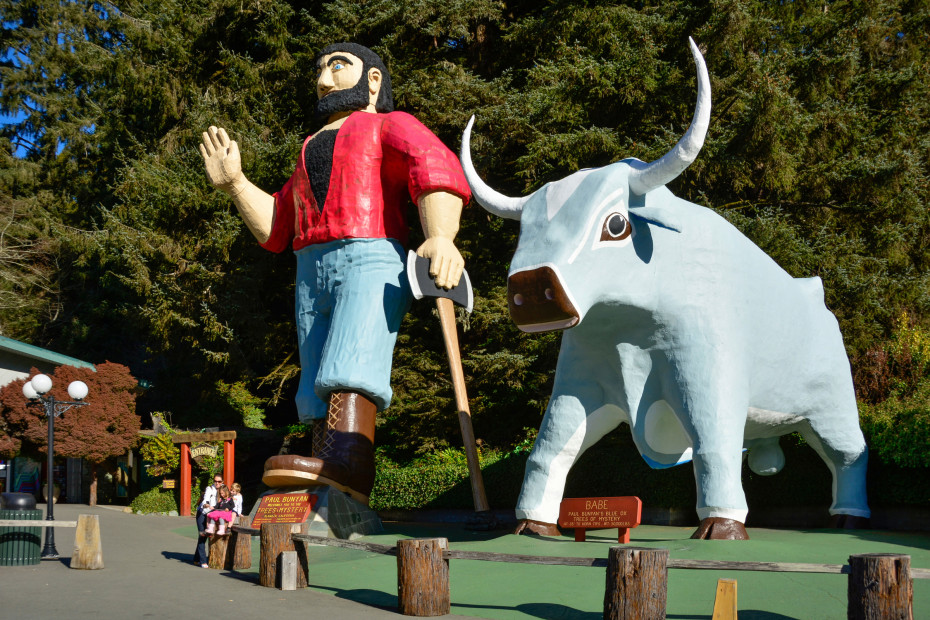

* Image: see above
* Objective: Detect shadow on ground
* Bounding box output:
[314,585,398,611]
[455,602,600,619]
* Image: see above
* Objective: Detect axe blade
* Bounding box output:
[406,250,473,313]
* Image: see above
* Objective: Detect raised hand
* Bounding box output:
[199,126,242,192]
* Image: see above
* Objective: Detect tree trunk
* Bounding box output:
[231,515,252,570]
[848,553,913,619]
[208,534,229,569]
[259,522,307,588]
[604,546,669,620]
[396,538,450,616]
[71,514,104,569]
[89,464,97,506]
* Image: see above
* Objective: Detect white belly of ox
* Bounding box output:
[639,402,806,468]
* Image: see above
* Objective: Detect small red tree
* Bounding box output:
[0,362,141,505]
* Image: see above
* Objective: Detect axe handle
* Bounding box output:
[436,296,490,513]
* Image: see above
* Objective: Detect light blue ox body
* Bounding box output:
[463,41,870,533]
[502,162,869,526]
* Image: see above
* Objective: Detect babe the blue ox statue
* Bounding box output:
[461,39,870,540]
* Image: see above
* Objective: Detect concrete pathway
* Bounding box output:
[0,502,474,620]
[2,502,929,619]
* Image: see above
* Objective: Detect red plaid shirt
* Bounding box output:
[261,111,471,253]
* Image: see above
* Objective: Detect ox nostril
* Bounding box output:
[544,288,555,301]
[513,293,524,306]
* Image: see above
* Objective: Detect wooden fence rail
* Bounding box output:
[234,528,928,617]
[288,532,930,578]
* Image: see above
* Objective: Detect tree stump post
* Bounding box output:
[208,533,229,569]
[230,516,252,570]
[396,537,450,616]
[259,522,308,589]
[848,553,913,619]
[604,546,669,620]
[70,514,103,570]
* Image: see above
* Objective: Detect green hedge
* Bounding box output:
[370,427,929,512]
[860,379,930,469]
[129,487,179,514]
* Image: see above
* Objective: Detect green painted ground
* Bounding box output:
[182,523,930,619]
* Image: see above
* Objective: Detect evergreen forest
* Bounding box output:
[1,0,928,481]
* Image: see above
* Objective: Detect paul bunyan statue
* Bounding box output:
[200,43,472,505]
[461,39,870,540]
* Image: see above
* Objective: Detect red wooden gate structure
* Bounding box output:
[171,431,236,516]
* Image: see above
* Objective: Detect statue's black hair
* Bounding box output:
[315,42,394,113]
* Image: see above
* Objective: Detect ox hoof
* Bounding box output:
[829,514,871,530]
[513,519,562,537]
[690,517,749,540]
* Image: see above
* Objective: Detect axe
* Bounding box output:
[407,251,490,514]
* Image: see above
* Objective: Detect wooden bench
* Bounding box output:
[0,514,103,569]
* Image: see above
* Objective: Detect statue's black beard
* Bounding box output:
[315,76,370,121]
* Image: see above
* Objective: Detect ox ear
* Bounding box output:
[629,206,682,233]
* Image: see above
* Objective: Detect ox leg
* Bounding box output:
[514,392,622,535]
[686,391,750,540]
[690,444,750,540]
[799,419,870,528]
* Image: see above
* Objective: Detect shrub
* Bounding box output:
[370,448,507,510]
[139,431,180,477]
[854,311,930,403]
[860,378,930,469]
[130,487,178,514]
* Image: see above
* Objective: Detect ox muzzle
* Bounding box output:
[508,266,580,333]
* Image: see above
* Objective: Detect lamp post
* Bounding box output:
[22,374,89,559]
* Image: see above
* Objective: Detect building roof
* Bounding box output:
[0,335,95,370]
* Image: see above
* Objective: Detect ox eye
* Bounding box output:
[600,212,631,241]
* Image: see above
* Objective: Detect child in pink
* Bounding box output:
[204,485,236,535]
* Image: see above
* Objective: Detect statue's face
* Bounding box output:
[316,51,367,100]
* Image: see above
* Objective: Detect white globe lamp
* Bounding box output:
[31,374,52,395]
[67,381,89,401]
[22,381,38,400]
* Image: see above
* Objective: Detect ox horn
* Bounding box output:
[628,37,712,196]
[460,115,528,220]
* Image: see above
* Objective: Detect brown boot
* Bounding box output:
[263,392,376,504]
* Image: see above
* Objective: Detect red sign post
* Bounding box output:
[558,496,642,543]
[251,493,317,526]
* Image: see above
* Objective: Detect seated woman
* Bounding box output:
[204,484,236,535]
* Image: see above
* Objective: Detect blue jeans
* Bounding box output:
[193,509,208,564]
[293,238,411,422]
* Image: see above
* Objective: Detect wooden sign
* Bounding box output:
[190,444,218,459]
[558,496,642,543]
[251,493,316,527]
[161,479,176,489]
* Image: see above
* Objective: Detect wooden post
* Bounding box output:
[279,550,298,590]
[208,533,229,569]
[179,443,192,517]
[230,516,252,570]
[848,553,913,620]
[223,439,234,487]
[711,578,737,620]
[604,546,668,620]
[70,514,103,570]
[260,522,308,589]
[397,537,450,616]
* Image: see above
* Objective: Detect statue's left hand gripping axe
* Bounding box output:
[407,251,490,514]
